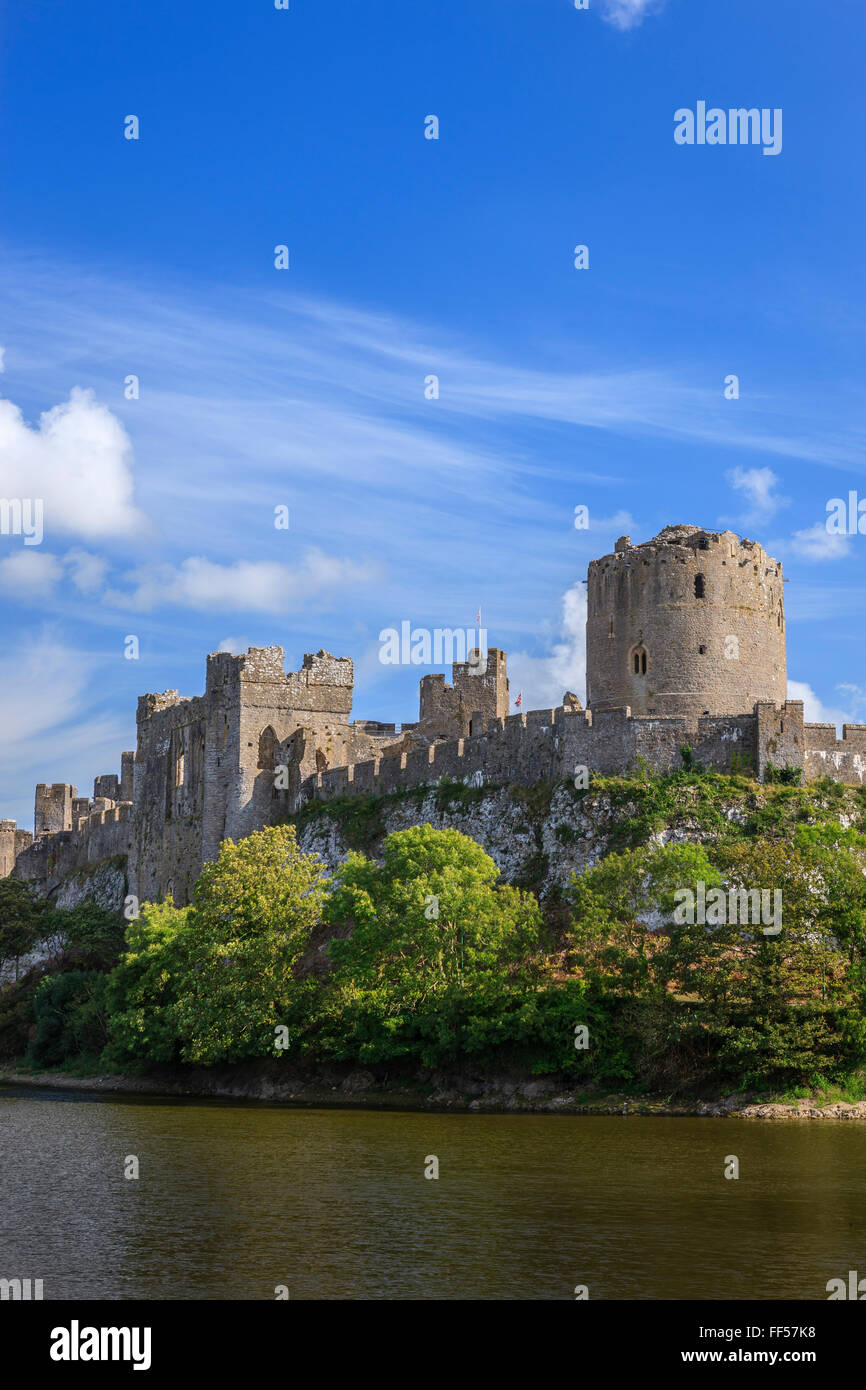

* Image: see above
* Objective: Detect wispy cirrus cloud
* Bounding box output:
[599,0,667,32]
[723,466,789,526]
[0,632,133,825]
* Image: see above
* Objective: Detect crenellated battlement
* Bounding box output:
[804,722,866,784]
[301,699,790,811]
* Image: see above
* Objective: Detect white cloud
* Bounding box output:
[0,634,93,745]
[508,583,587,711]
[600,0,666,31]
[0,547,110,600]
[110,547,381,615]
[0,386,145,541]
[725,466,788,523]
[217,636,250,654]
[836,683,866,720]
[787,679,850,732]
[0,550,63,597]
[64,549,109,595]
[787,522,851,561]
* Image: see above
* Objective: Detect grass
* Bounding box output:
[288,766,866,868]
[0,1053,106,1078]
[775,1074,866,1106]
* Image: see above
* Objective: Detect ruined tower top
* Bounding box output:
[586,525,786,724]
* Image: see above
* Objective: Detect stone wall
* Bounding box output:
[756,701,806,780]
[804,723,866,786]
[131,646,365,903]
[587,525,786,723]
[120,751,136,803]
[202,645,356,866]
[13,805,132,898]
[303,703,770,809]
[132,690,208,906]
[93,773,119,801]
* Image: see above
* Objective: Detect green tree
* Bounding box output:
[567,835,866,1090]
[102,899,191,1067]
[699,838,862,1086]
[568,842,723,999]
[566,842,725,1087]
[173,826,329,1065]
[31,970,110,1066]
[0,879,45,981]
[320,825,544,1064]
[41,901,127,971]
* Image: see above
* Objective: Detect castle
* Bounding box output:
[4,524,866,907]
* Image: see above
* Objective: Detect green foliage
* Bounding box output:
[679,743,706,775]
[434,778,493,813]
[41,901,126,970]
[0,890,124,1062]
[764,762,804,786]
[600,770,738,851]
[290,785,436,855]
[309,825,545,1065]
[12,770,866,1099]
[0,980,36,1059]
[0,879,46,979]
[102,899,191,1067]
[30,971,109,1067]
[728,749,756,777]
[509,782,556,820]
[173,825,329,1065]
[567,835,866,1090]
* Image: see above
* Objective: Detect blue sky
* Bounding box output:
[1,0,865,829]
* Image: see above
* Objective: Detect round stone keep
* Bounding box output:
[586,525,786,722]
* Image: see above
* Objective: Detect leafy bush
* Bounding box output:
[30,971,109,1067]
[764,762,804,786]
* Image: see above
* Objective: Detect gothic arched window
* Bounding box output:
[257,726,278,771]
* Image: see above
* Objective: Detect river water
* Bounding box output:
[1,1086,864,1300]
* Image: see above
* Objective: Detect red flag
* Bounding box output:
[515,692,523,708]
[475,607,481,626]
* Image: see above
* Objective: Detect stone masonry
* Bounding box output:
[5,525,865,906]
[587,525,786,722]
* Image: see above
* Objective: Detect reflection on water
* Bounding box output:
[1,1085,864,1300]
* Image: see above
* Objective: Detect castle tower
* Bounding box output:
[586,525,786,723]
[34,783,77,837]
[93,773,119,802]
[419,648,509,738]
[201,646,355,864]
[0,820,18,877]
